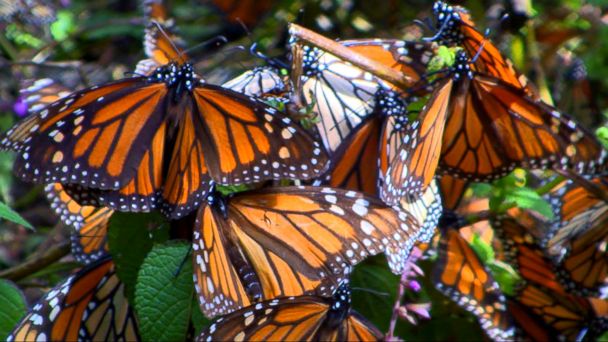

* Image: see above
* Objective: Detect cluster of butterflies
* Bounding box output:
[3,0,607,341]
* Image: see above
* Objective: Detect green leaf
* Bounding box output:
[50,10,75,41]
[191,297,210,336]
[350,255,398,332]
[0,201,33,229]
[108,212,169,304]
[596,126,608,149]
[469,234,494,263]
[471,183,492,197]
[0,280,27,340]
[216,184,251,196]
[135,241,193,342]
[504,187,554,219]
[487,260,521,296]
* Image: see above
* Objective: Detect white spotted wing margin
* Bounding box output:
[196,283,383,341]
[192,186,422,318]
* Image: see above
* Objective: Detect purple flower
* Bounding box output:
[405,303,431,320]
[407,280,421,292]
[13,97,28,117]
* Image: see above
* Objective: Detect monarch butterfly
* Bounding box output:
[377,80,451,204]
[493,216,608,340]
[46,183,112,264]
[415,49,606,181]
[19,78,113,264]
[1,26,327,219]
[8,257,140,342]
[492,216,565,293]
[192,185,425,318]
[197,283,382,341]
[429,1,535,95]
[544,178,608,296]
[432,227,515,340]
[437,175,469,210]
[319,115,382,196]
[294,40,434,155]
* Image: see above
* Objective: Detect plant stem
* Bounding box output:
[288,23,420,90]
[0,240,70,281]
[386,265,410,341]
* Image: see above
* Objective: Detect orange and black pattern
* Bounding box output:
[197,283,382,341]
[46,183,112,264]
[545,178,608,296]
[493,216,608,340]
[8,257,139,342]
[192,186,425,318]
[421,50,607,181]
[432,228,515,340]
[1,32,327,219]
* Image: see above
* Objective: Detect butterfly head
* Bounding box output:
[206,187,229,219]
[451,50,473,81]
[301,45,324,77]
[149,62,196,95]
[326,283,351,327]
[432,1,464,46]
[376,88,410,130]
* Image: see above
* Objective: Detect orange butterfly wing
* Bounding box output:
[193,85,327,184]
[46,183,112,263]
[431,2,534,94]
[322,116,382,196]
[439,61,606,179]
[379,80,452,204]
[432,229,514,340]
[9,258,139,341]
[196,284,382,341]
[192,186,422,318]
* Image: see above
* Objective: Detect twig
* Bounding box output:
[0,240,70,281]
[288,23,419,90]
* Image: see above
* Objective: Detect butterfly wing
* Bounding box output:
[432,229,514,340]
[431,1,534,94]
[1,78,170,190]
[299,40,433,154]
[193,85,327,184]
[379,80,452,204]
[193,186,421,318]
[322,116,382,196]
[439,72,607,180]
[399,180,442,243]
[438,175,469,210]
[8,258,139,341]
[210,0,276,27]
[544,178,608,296]
[197,296,331,341]
[197,284,381,341]
[45,183,112,264]
[222,67,287,98]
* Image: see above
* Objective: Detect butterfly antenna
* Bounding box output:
[185,35,230,58]
[150,20,184,60]
[422,12,451,42]
[250,43,289,70]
